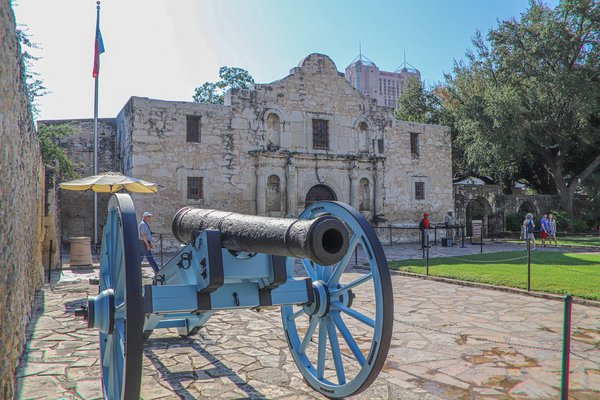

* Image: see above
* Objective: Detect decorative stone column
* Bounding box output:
[349,162,358,208]
[256,168,267,215]
[285,158,297,217]
[374,160,384,217]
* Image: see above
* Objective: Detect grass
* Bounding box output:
[506,234,600,247]
[388,250,600,301]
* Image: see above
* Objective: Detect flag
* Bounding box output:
[92,9,105,78]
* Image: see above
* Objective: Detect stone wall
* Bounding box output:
[38,119,117,242]
[0,1,46,397]
[454,183,561,233]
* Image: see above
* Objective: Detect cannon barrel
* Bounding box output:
[172,207,349,266]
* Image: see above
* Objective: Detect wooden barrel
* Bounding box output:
[69,237,93,266]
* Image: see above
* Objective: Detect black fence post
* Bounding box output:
[433,226,437,246]
[461,225,466,248]
[527,237,531,291]
[480,224,484,254]
[426,234,429,276]
[560,294,572,400]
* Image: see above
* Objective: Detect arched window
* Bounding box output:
[267,175,281,212]
[266,113,281,147]
[358,122,368,152]
[359,178,371,211]
[305,185,336,208]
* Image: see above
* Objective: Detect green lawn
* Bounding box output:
[389,250,600,301]
[507,234,600,247]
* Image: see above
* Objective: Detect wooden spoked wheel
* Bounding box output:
[281,201,394,398]
[87,194,144,399]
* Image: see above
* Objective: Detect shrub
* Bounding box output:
[506,211,527,231]
[549,210,590,233]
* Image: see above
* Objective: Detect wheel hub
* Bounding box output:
[87,289,115,334]
[303,280,330,318]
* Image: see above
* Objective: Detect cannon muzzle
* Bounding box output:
[172,207,349,266]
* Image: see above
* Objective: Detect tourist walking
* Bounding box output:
[139,211,160,273]
[540,214,549,247]
[523,213,536,250]
[548,213,558,247]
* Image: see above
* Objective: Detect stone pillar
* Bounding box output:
[256,168,266,215]
[349,162,358,208]
[286,157,297,217]
[374,160,384,217]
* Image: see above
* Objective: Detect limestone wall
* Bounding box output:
[0,1,46,397]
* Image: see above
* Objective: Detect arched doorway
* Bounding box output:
[466,197,493,236]
[305,185,336,208]
[519,201,537,215]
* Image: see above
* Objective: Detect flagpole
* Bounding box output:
[93,1,100,247]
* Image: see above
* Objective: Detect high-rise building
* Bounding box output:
[345,52,420,108]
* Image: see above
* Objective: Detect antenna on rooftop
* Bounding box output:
[350,42,375,66]
[395,51,418,73]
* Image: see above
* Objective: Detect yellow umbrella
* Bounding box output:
[59,171,158,193]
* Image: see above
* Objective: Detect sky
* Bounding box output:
[13,0,551,122]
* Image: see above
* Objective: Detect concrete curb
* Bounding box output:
[388,269,600,308]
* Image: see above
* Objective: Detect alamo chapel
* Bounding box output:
[51,53,453,247]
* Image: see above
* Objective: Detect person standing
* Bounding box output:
[523,213,536,250]
[139,211,160,273]
[419,213,431,249]
[548,213,558,248]
[540,214,549,247]
[444,210,455,242]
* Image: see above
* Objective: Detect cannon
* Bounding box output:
[83,193,393,399]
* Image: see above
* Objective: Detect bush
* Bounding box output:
[550,210,590,233]
[506,211,527,231]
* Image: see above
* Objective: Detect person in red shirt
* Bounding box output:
[419,213,431,249]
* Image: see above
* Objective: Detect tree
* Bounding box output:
[193,66,255,104]
[37,124,79,180]
[446,0,600,214]
[395,78,442,124]
[17,27,47,117]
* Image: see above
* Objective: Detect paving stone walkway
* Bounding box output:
[15,242,600,399]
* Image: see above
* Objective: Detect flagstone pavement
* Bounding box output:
[14,241,600,399]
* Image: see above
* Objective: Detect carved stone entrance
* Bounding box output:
[305,185,336,208]
[466,197,493,236]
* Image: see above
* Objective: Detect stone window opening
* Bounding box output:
[312,119,329,150]
[359,178,371,211]
[410,132,419,158]
[266,113,281,148]
[377,138,384,154]
[415,181,425,200]
[186,115,201,142]
[358,121,368,152]
[187,177,203,200]
[266,175,282,212]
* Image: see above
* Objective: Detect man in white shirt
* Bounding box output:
[139,211,160,273]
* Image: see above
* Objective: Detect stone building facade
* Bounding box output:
[0,1,47,397]
[112,54,453,248]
